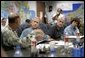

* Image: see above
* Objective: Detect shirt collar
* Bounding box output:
[55,24,62,30]
[70,24,76,31]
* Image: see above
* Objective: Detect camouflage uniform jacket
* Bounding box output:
[2,26,31,48]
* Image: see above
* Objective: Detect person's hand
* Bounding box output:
[19,38,31,48]
[18,39,22,44]
[64,35,69,42]
[76,33,80,37]
[76,33,80,42]
[47,37,55,42]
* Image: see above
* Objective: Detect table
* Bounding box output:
[4,40,84,57]
[5,48,31,57]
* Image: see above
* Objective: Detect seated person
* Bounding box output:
[64,17,83,45]
[33,29,45,41]
[20,17,51,43]
[32,29,51,42]
[26,29,52,45]
[39,16,49,35]
[48,17,65,40]
[20,17,40,38]
[64,17,80,36]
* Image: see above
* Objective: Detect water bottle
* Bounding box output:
[80,46,84,57]
[64,35,69,49]
[50,47,56,57]
[71,47,81,57]
[30,33,37,57]
[72,41,81,57]
[14,45,23,57]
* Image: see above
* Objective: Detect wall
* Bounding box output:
[1,1,37,23]
[28,1,37,17]
[37,1,45,18]
[45,1,84,22]
[45,1,55,12]
[45,1,84,14]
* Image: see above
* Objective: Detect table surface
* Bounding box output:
[4,40,84,57]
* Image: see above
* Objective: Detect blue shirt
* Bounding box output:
[64,24,80,36]
[20,28,33,38]
[20,27,49,41]
[39,23,48,34]
[16,22,30,37]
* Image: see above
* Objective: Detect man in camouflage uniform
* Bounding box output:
[2,13,31,49]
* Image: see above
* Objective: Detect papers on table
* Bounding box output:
[66,35,84,39]
[36,44,50,49]
[36,40,74,49]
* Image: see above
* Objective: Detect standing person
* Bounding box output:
[45,6,55,25]
[52,8,65,24]
[2,13,31,49]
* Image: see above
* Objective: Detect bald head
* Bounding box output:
[8,13,20,30]
[8,13,20,23]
